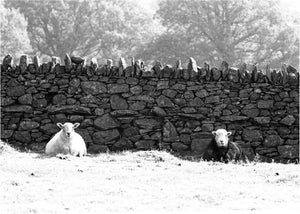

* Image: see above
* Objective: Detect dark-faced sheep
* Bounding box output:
[202,129,246,162]
[45,122,87,157]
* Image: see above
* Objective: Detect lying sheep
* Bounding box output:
[202,129,246,162]
[45,122,87,157]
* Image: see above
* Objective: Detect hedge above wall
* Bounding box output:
[1,54,299,163]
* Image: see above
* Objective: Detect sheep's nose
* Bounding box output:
[66,133,71,137]
[220,140,224,143]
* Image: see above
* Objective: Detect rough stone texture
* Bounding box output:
[135,119,160,130]
[278,145,299,159]
[108,84,129,94]
[163,120,179,142]
[18,94,33,105]
[19,121,40,131]
[7,86,26,97]
[191,138,211,154]
[110,95,128,110]
[156,95,174,107]
[94,114,120,130]
[242,130,263,142]
[81,81,107,95]
[280,115,295,126]
[172,142,188,151]
[263,135,284,147]
[93,129,120,144]
[0,59,298,162]
[135,140,156,150]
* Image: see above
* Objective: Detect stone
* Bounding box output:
[183,91,194,99]
[71,56,84,64]
[52,94,67,105]
[241,108,260,118]
[88,144,109,153]
[48,105,91,115]
[263,135,284,147]
[180,134,191,144]
[118,58,127,77]
[162,89,177,98]
[129,101,145,111]
[174,98,186,106]
[280,115,295,126]
[211,67,222,81]
[2,105,32,113]
[33,98,47,108]
[94,113,120,130]
[257,100,274,109]
[181,107,196,114]
[205,96,220,104]
[7,86,25,97]
[40,124,60,135]
[162,64,173,78]
[201,123,214,132]
[178,114,205,120]
[2,54,13,70]
[191,138,211,154]
[19,121,40,131]
[135,140,156,150]
[130,86,142,95]
[110,95,128,110]
[70,115,84,122]
[110,110,138,117]
[220,115,248,121]
[242,130,263,142]
[171,143,188,151]
[19,55,28,73]
[156,95,174,107]
[108,84,129,94]
[50,114,67,123]
[157,80,169,90]
[228,67,239,82]
[111,138,133,151]
[254,117,271,124]
[80,95,98,104]
[93,129,120,144]
[1,130,14,139]
[189,97,204,107]
[135,119,160,130]
[278,145,299,159]
[171,83,186,90]
[64,54,72,71]
[18,94,33,105]
[277,127,291,135]
[163,120,179,142]
[1,97,15,106]
[195,89,209,98]
[69,78,81,87]
[14,131,31,143]
[81,81,107,95]
[285,140,298,145]
[220,61,229,80]
[152,106,167,117]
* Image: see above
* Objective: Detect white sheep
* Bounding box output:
[45,122,87,157]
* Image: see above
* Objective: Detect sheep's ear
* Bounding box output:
[73,123,80,129]
[57,123,64,129]
[212,131,216,136]
[227,131,232,136]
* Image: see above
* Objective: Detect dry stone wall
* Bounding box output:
[1,55,299,163]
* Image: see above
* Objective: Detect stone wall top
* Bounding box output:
[1,54,299,86]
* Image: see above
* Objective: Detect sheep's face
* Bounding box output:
[212,129,232,147]
[57,122,80,139]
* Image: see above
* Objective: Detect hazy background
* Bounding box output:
[1,0,299,69]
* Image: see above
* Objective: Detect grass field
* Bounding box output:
[0,142,299,213]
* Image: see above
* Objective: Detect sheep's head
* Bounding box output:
[212,129,232,147]
[57,122,80,139]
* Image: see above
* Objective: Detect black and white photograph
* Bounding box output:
[0,0,299,213]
